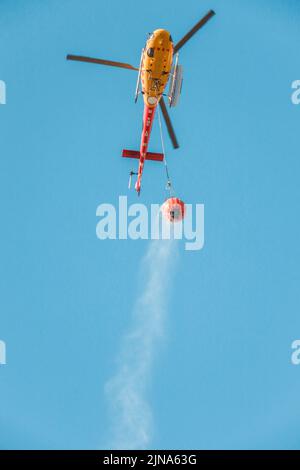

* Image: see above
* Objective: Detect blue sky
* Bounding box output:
[1,0,300,450]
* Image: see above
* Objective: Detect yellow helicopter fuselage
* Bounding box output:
[141,29,173,108]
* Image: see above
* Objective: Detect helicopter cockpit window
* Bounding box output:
[147,47,155,58]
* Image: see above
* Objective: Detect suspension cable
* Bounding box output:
[157,104,175,197]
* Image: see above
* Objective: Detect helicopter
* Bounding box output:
[67,9,215,196]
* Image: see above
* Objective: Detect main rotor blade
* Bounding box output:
[174,9,216,53]
[159,96,179,149]
[66,54,139,71]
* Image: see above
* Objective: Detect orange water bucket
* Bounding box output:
[161,197,185,222]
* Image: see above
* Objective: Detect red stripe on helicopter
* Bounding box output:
[140,105,156,156]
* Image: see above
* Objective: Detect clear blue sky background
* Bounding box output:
[1,0,300,450]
